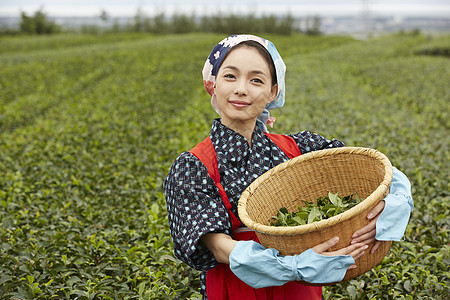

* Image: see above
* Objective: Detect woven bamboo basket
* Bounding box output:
[238,147,393,284]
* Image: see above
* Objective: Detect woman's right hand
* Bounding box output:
[312,236,368,270]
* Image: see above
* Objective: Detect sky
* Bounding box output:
[1,0,449,18]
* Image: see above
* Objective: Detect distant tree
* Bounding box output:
[19,8,60,34]
[152,12,168,34]
[171,13,197,34]
[133,7,146,32]
[261,14,277,33]
[277,13,295,35]
[19,11,35,34]
[304,15,322,35]
[199,12,296,35]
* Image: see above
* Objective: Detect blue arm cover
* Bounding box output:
[229,241,354,289]
[376,167,414,241]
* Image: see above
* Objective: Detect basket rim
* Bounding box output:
[237,147,393,236]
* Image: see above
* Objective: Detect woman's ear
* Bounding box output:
[268,84,278,103]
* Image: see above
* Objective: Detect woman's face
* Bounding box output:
[214,46,277,131]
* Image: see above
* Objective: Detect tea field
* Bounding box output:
[0,32,448,299]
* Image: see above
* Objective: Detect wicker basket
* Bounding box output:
[238,147,393,284]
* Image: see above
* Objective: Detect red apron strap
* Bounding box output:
[265,133,301,159]
[190,137,242,231]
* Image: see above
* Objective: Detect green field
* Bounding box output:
[0,32,448,299]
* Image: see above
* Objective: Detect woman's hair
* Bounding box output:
[221,40,277,86]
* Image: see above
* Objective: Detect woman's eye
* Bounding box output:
[224,74,235,79]
[252,78,263,84]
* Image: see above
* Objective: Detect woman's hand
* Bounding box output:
[312,236,368,270]
[350,201,385,254]
[201,233,237,264]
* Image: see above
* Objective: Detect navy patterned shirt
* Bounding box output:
[163,119,344,297]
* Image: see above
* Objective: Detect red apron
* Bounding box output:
[190,133,322,300]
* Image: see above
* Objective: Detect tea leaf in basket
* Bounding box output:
[291,216,306,225]
[270,207,289,226]
[279,207,289,214]
[322,203,340,219]
[328,191,341,207]
[270,192,364,226]
[307,206,322,223]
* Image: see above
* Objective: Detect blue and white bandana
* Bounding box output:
[202,34,286,132]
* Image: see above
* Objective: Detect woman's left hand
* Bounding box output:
[350,201,385,254]
[351,167,414,253]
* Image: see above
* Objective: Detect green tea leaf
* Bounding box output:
[271,193,365,226]
[291,216,306,225]
[308,206,322,224]
[328,191,340,206]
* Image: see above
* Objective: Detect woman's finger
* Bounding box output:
[349,245,368,260]
[371,241,382,254]
[350,201,386,253]
[323,242,368,258]
[352,217,377,239]
[360,236,376,246]
[311,236,339,254]
[312,237,370,261]
[352,227,376,244]
[367,200,385,220]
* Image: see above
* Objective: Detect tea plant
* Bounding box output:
[0,32,448,299]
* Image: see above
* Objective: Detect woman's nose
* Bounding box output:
[234,80,248,96]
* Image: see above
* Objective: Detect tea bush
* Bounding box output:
[412,34,450,57]
[0,32,448,299]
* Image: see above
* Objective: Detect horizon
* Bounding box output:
[1,1,450,18]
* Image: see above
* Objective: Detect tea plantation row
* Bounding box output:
[0,32,448,299]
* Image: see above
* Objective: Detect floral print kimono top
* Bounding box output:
[163,119,344,297]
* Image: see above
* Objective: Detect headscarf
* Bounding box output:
[202,34,286,132]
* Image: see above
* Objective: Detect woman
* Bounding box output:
[164,35,413,299]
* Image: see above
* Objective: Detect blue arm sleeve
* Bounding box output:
[375,167,414,241]
[229,240,354,289]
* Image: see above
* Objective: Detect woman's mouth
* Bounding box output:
[229,100,250,108]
